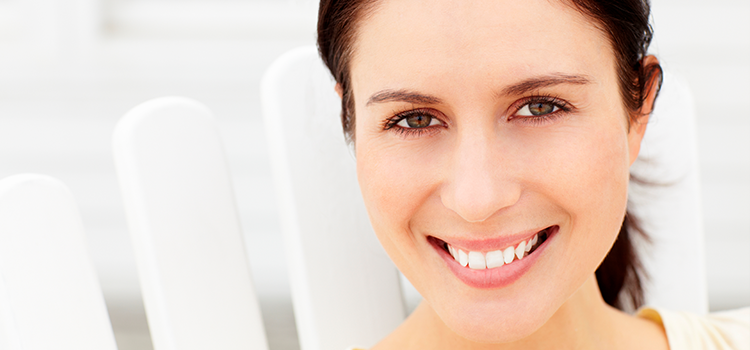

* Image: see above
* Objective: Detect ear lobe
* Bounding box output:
[628,55,661,166]
[628,113,649,166]
[335,83,344,99]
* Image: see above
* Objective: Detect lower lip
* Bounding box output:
[430,226,557,289]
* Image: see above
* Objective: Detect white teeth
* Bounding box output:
[446,232,544,269]
[449,245,457,259]
[485,250,505,269]
[458,249,469,267]
[468,251,486,270]
[503,246,515,264]
[515,240,526,260]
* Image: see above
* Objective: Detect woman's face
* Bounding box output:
[350,0,647,342]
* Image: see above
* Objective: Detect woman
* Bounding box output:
[316,0,749,348]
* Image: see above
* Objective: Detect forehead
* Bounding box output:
[350,0,614,99]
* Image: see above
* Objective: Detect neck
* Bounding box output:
[379,275,635,350]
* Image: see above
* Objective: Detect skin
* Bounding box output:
[345,0,668,348]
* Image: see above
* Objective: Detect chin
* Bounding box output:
[432,293,556,344]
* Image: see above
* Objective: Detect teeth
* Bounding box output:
[446,230,547,270]
[458,249,469,267]
[468,251,486,270]
[449,245,457,259]
[515,240,526,260]
[503,246,515,264]
[485,250,504,269]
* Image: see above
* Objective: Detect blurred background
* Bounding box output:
[0,0,747,349]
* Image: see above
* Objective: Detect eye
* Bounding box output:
[382,108,445,137]
[509,96,572,126]
[517,101,560,116]
[397,113,441,128]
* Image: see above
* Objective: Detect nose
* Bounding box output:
[440,130,521,223]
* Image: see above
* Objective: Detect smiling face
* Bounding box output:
[349,0,646,343]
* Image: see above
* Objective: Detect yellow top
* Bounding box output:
[347,307,750,350]
[637,307,750,350]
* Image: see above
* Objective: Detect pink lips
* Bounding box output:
[430,226,557,289]
[441,227,545,252]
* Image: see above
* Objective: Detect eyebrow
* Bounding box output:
[366,90,442,107]
[365,73,592,107]
[500,74,592,96]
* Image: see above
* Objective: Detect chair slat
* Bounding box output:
[630,72,709,313]
[113,97,268,350]
[0,174,118,350]
[262,46,405,350]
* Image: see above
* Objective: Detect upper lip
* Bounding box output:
[431,226,550,252]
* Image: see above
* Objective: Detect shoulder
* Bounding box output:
[638,307,750,350]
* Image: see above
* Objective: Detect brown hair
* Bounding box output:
[317,0,662,310]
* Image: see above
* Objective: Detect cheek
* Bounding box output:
[543,128,629,213]
[525,119,631,273]
[568,124,630,226]
[355,137,443,270]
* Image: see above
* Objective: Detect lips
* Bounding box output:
[429,226,557,289]
[445,227,550,269]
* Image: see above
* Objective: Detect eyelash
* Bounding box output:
[509,95,571,126]
[382,95,572,136]
[382,108,443,137]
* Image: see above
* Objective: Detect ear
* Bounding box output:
[335,83,344,99]
[628,55,661,166]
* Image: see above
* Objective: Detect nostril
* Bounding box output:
[440,169,521,223]
[441,188,500,223]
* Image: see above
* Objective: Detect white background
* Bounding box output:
[0,0,748,349]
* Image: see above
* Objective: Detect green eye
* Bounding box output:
[517,102,559,116]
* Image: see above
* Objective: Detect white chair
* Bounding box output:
[113,97,268,350]
[629,71,708,313]
[0,174,118,350]
[261,46,709,348]
[261,47,405,350]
